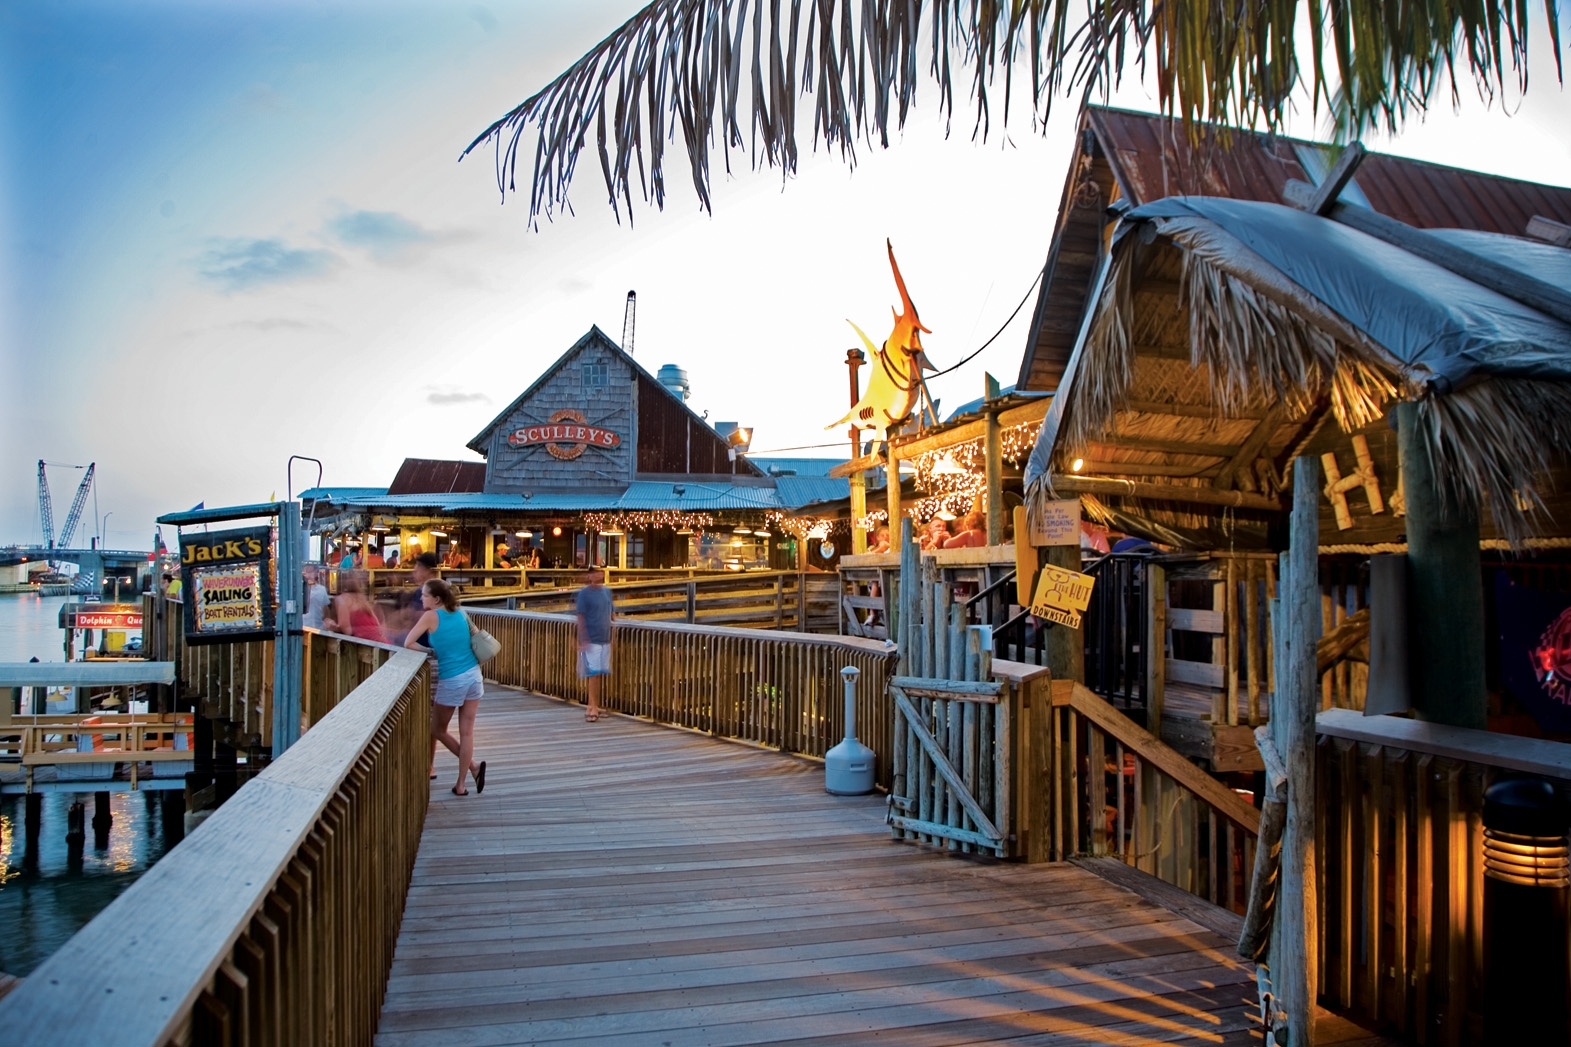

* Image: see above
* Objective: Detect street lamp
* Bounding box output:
[100,512,113,547]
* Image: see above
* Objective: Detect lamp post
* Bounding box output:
[845,347,867,554]
[100,511,113,548]
[1483,776,1570,1046]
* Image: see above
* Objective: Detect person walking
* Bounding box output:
[405,578,487,796]
[575,566,613,721]
[302,566,330,630]
[326,572,387,643]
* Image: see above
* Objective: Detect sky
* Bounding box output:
[4,1,1569,550]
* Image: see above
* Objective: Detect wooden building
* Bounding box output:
[301,327,848,571]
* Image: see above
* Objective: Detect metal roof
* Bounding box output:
[1018,104,1571,393]
[750,457,849,477]
[614,481,783,511]
[386,458,486,496]
[297,487,387,502]
[773,476,850,509]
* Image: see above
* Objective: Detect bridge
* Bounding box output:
[0,545,154,593]
[0,593,1439,1046]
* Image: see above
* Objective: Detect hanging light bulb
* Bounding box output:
[1071,458,1085,473]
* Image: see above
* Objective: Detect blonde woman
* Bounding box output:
[405,578,487,796]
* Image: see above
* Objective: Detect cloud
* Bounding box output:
[469,5,498,33]
[197,238,337,291]
[327,210,432,260]
[426,389,490,405]
[228,318,337,333]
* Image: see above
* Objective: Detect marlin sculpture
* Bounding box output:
[827,240,936,442]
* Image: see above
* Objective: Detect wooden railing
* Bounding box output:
[143,594,424,741]
[1038,679,1263,910]
[467,608,900,786]
[0,649,432,1046]
[1314,708,1571,1044]
[465,571,841,632]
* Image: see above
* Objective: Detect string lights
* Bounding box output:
[581,510,716,534]
[906,420,1041,522]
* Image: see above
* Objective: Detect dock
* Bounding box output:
[378,685,1384,1046]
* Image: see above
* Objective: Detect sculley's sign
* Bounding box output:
[507,409,622,461]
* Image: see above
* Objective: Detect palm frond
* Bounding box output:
[465,1,1562,223]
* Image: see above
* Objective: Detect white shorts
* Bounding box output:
[578,643,611,678]
[434,666,485,707]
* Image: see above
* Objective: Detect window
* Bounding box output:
[582,362,607,388]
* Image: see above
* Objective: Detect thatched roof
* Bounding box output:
[1024,197,1571,549]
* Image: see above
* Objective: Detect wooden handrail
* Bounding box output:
[0,650,432,1046]
[1059,679,1261,835]
[1317,706,1571,780]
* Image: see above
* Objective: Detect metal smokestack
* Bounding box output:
[621,290,637,355]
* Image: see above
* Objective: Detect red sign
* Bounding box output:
[67,606,144,630]
[507,409,621,461]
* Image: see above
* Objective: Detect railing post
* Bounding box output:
[271,501,304,755]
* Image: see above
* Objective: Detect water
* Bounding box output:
[1,592,174,976]
[1,591,73,662]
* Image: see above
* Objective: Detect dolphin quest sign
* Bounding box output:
[179,526,275,645]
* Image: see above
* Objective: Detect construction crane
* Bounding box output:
[36,460,94,553]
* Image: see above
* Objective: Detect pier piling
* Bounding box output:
[91,791,112,848]
[65,801,85,871]
[23,793,41,875]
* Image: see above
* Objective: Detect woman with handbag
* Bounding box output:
[405,578,488,796]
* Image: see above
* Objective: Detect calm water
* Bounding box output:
[1,592,174,976]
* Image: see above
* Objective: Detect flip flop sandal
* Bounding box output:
[451,786,468,796]
[474,762,487,795]
[584,712,600,722]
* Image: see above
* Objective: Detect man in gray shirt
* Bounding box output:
[575,567,613,721]
[302,567,331,630]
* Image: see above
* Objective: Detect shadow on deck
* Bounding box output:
[377,686,1387,1047]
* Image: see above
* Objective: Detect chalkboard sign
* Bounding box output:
[179,526,275,646]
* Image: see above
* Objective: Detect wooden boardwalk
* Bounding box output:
[376,687,1381,1047]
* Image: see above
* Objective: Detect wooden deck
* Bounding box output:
[376,686,1383,1046]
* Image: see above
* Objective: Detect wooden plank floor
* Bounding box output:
[377,686,1371,1047]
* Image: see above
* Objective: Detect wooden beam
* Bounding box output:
[1095,435,1237,458]
[1049,474,1285,511]
[1526,215,1571,248]
[1214,407,1286,491]
[1078,460,1221,478]
[1317,707,1571,780]
[888,394,1053,461]
[829,452,883,479]
[1062,680,1261,834]
[1285,181,1571,328]
[1303,143,1367,216]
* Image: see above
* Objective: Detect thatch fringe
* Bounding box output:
[1420,378,1571,546]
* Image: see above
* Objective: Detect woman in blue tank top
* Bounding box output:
[405,578,487,796]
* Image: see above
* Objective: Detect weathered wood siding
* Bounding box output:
[477,331,636,494]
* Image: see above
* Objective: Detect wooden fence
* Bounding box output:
[467,608,900,786]
[1314,708,1571,1045]
[1035,679,1263,909]
[0,649,432,1046]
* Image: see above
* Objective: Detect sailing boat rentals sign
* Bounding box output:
[179,526,275,645]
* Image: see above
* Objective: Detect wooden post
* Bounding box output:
[1043,545,1084,683]
[1275,455,1321,1044]
[1145,563,1166,735]
[984,374,1003,546]
[886,423,902,554]
[1394,402,1485,729]
[850,475,868,554]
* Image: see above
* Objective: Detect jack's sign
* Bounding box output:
[179,526,274,646]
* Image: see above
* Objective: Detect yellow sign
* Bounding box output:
[1029,563,1096,629]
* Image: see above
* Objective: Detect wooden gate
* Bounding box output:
[887,675,1012,856]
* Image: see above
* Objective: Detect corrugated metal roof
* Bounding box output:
[614,481,783,511]
[386,458,487,496]
[1089,106,1571,233]
[773,476,850,508]
[1018,105,1571,393]
[750,457,849,477]
[298,486,388,502]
